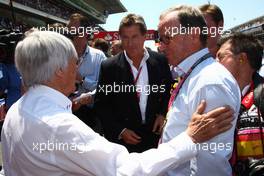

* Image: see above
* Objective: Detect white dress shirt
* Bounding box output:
[162,48,241,176]
[1,85,198,176]
[258,58,264,77]
[124,49,149,123]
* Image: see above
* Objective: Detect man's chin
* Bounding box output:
[166,56,173,65]
[126,49,141,54]
[65,87,75,97]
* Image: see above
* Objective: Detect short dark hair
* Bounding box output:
[69,13,91,28]
[93,38,109,54]
[199,4,224,25]
[119,14,147,35]
[218,33,263,70]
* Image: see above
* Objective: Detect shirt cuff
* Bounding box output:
[118,128,127,140]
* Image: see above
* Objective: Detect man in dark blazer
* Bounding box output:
[94,14,172,152]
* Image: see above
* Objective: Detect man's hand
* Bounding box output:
[73,93,93,105]
[72,93,93,111]
[0,103,6,121]
[152,114,165,134]
[121,129,141,145]
[186,100,234,143]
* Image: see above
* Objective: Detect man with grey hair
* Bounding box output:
[1,31,234,176]
[158,5,241,176]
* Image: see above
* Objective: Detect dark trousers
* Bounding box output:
[73,106,103,135]
[119,125,160,153]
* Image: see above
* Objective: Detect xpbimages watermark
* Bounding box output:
[33,140,92,154]
[35,25,100,37]
[162,24,231,37]
[32,140,232,154]
[194,142,232,153]
[98,82,166,95]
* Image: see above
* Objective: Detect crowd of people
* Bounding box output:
[0,3,264,176]
[14,0,74,20]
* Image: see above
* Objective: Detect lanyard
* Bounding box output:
[167,53,212,110]
[129,65,143,101]
[159,53,212,144]
[132,66,143,85]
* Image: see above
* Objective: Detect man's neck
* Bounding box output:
[45,80,69,97]
[238,70,254,92]
[76,43,88,58]
[126,50,145,69]
[174,46,205,66]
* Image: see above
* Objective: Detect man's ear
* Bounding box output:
[55,68,65,78]
[238,52,248,64]
[144,33,147,40]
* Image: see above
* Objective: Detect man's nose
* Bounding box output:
[127,39,133,47]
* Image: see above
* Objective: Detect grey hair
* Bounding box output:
[160,5,208,46]
[15,31,77,88]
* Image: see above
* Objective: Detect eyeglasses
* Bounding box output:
[158,35,173,45]
[216,51,235,61]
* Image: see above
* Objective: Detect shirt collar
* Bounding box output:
[81,45,90,59]
[82,45,90,57]
[124,48,149,67]
[177,48,210,77]
[78,45,90,65]
[29,85,72,112]
[170,66,185,79]
[242,84,251,97]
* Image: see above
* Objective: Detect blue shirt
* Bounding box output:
[0,63,22,109]
[78,46,106,93]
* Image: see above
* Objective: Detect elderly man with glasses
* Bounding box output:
[158,5,241,176]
